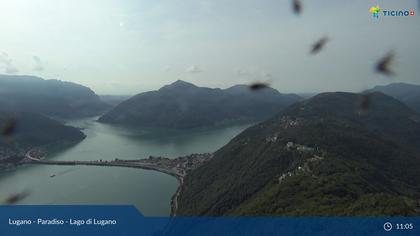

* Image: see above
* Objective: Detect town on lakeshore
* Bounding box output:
[1,148,213,216]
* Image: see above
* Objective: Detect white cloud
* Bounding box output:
[0,52,11,64]
[0,52,19,74]
[33,56,44,71]
[260,71,272,79]
[234,68,249,76]
[234,68,272,79]
[5,66,19,74]
[186,65,202,73]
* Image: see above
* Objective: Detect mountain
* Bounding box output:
[98,80,302,128]
[0,74,110,118]
[0,111,86,165]
[364,83,420,113]
[99,95,131,107]
[177,92,420,216]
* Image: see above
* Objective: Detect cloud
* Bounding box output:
[33,56,44,71]
[234,68,272,79]
[234,68,249,76]
[186,65,202,73]
[0,52,19,74]
[260,71,273,79]
[5,67,19,74]
[0,52,11,64]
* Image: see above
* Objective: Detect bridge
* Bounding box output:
[21,150,214,216]
[23,155,184,181]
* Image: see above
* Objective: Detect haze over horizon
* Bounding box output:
[0,0,419,95]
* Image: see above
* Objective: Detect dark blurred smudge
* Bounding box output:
[375,51,395,76]
[2,190,31,205]
[359,94,372,114]
[1,117,17,137]
[310,36,329,54]
[292,0,302,15]
[248,82,271,91]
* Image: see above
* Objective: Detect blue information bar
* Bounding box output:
[0,206,418,236]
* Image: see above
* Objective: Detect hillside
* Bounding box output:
[98,80,302,128]
[365,83,420,113]
[0,111,86,165]
[177,92,420,216]
[0,74,110,118]
[99,95,131,107]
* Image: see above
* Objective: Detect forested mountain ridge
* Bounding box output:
[177,92,420,216]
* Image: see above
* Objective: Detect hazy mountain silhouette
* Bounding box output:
[99,80,302,128]
[364,83,420,113]
[0,74,110,118]
[99,95,131,107]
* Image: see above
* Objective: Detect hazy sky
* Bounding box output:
[0,0,419,95]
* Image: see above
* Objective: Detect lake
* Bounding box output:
[0,118,251,216]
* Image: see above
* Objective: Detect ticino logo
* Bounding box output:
[370,5,415,18]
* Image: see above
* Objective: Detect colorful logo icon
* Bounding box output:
[370,5,381,18]
[369,5,415,19]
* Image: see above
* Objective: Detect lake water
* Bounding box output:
[0,118,251,216]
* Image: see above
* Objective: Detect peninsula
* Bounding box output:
[20,150,213,216]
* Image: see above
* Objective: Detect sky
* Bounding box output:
[0,0,419,95]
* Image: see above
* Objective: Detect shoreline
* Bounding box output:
[20,151,213,217]
[170,176,183,216]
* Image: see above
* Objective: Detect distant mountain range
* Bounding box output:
[364,83,420,113]
[98,80,302,128]
[99,95,132,107]
[0,74,110,118]
[177,92,420,216]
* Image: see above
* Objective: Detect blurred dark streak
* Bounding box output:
[359,94,372,114]
[1,117,17,137]
[292,0,302,15]
[248,82,271,91]
[375,51,395,76]
[310,36,329,55]
[2,190,31,205]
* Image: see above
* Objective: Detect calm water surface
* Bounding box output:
[0,118,251,216]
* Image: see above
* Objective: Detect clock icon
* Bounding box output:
[384,222,393,232]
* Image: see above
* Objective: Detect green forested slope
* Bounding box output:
[177,92,420,216]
